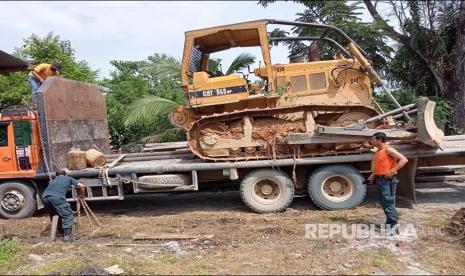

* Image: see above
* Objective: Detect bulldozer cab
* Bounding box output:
[181,20,272,107]
[181,19,378,109]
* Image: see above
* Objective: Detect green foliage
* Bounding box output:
[0,32,98,110]
[15,32,98,82]
[208,52,256,75]
[102,60,154,146]
[262,0,392,74]
[373,90,452,130]
[0,72,31,110]
[0,238,25,274]
[141,53,182,83]
[104,54,187,146]
[124,96,178,128]
[430,96,453,130]
[225,52,256,75]
[208,58,222,72]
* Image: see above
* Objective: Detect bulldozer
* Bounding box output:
[169,19,444,161]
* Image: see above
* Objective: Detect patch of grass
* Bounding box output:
[416,246,465,274]
[312,240,328,250]
[368,248,399,273]
[192,264,209,275]
[31,258,85,275]
[153,252,177,264]
[0,238,27,274]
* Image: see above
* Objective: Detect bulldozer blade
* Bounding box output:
[415,97,444,148]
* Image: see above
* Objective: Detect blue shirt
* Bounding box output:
[42,175,78,198]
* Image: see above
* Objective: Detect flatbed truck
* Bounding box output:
[1,51,465,219]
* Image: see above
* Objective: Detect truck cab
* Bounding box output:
[0,109,41,179]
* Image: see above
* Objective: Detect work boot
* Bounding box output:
[62,228,74,242]
[387,222,400,236]
[375,222,389,232]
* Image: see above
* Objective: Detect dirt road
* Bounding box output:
[1,182,465,275]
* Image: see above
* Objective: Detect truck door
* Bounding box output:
[0,122,16,173]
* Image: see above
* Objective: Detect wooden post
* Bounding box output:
[50,215,59,241]
[397,158,418,207]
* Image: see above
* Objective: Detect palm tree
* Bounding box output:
[125,52,256,143]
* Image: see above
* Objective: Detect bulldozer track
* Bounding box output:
[188,103,382,161]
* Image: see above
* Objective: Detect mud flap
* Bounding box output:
[397,158,417,207]
[36,193,44,210]
[416,97,444,148]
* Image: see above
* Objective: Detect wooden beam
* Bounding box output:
[415,175,465,182]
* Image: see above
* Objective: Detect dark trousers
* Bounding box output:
[42,196,74,230]
[375,176,400,224]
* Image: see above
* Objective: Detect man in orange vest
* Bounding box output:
[368,132,408,235]
[27,63,61,93]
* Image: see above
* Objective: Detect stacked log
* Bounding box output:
[415,165,465,184]
[143,142,188,152]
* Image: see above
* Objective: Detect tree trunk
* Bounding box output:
[446,0,465,134]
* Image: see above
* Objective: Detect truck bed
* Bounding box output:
[64,135,465,178]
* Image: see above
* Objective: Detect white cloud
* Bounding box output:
[0,1,305,78]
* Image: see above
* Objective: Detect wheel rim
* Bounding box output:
[1,190,25,212]
[320,175,353,202]
[252,179,280,204]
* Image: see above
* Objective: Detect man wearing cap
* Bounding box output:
[42,169,85,242]
[27,63,62,93]
[367,132,408,235]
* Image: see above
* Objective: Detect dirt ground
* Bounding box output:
[1,181,465,275]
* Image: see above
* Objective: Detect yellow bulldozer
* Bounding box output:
[169,19,444,161]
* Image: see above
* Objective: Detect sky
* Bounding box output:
[0,1,309,79]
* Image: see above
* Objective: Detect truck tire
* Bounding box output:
[0,181,37,219]
[240,169,295,213]
[137,174,191,189]
[307,164,366,210]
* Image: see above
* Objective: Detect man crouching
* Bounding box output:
[42,170,85,242]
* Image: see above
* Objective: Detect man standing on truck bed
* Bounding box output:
[27,63,61,93]
[42,169,85,242]
[368,132,408,235]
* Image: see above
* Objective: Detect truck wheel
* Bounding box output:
[307,165,366,210]
[240,169,295,213]
[0,181,37,219]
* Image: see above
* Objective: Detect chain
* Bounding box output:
[32,107,52,181]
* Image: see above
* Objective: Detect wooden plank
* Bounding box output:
[416,165,465,173]
[284,133,368,144]
[133,233,199,241]
[143,142,187,150]
[316,126,417,139]
[106,149,192,160]
[50,215,59,241]
[107,154,194,163]
[415,174,465,182]
[107,154,127,168]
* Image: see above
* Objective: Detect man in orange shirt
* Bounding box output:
[368,132,408,235]
[27,63,61,93]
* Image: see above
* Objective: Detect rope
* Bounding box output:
[74,197,103,229]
